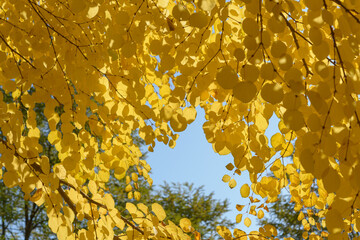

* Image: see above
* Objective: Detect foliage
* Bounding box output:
[0,187,54,240]
[1,0,360,239]
[109,177,234,239]
[153,182,234,239]
[258,194,318,239]
[0,91,57,240]
[0,180,23,240]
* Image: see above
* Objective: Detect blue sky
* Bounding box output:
[146,107,280,233]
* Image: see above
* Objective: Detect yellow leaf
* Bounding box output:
[194,231,201,240]
[261,83,284,104]
[104,194,115,210]
[161,105,174,122]
[283,110,305,131]
[263,224,278,237]
[278,54,293,70]
[304,0,323,10]
[28,127,40,138]
[300,148,315,173]
[236,204,245,211]
[236,214,242,223]
[183,107,197,124]
[87,5,99,19]
[260,63,275,80]
[157,0,169,8]
[309,27,323,45]
[257,209,264,219]
[170,112,187,132]
[131,172,138,182]
[30,188,43,202]
[216,226,232,240]
[216,65,239,90]
[137,203,149,215]
[40,156,50,174]
[225,163,234,171]
[189,12,208,28]
[312,41,329,60]
[271,40,287,58]
[88,180,97,194]
[241,64,259,82]
[152,203,166,221]
[48,215,60,233]
[228,179,237,189]
[233,229,247,239]
[98,169,110,182]
[172,4,190,21]
[63,157,76,172]
[322,167,340,193]
[240,184,250,198]
[298,211,305,221]
[249,205,257,216]
[244,217,251,227]
[48,131,60,145]
[63,206,75,223]
[255,113,268,132]
[57,225,71,240]
[271,133,284,150]
[179,218,192,232]
[314,61,329,78]
[242,18,259,37]
[247,156,264,173]
[280,142,294,157]
[233,82,257,103]
[268,15,285,33]
[3,171,18,188]
[325,209,344,234]
[126,202,137,215]
[198,0,216,12]
[69,0,86,13]
[234,48,245,61]
[222,174,231,183]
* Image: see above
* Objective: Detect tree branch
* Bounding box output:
[331,0,360,23]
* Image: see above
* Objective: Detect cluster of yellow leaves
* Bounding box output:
[217,224,277,240]
[1,0,360,239]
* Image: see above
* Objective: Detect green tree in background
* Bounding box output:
[258,195,304,239]
[0,176,233,239]
[0,178,55,240]
[106,133,234,239]
[108,175,234,239]
[0,182,22,239]
[154,182,234,240]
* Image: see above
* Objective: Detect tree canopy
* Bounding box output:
[1,0,360,239]
[152,182,234,239]
[258,194,321,239]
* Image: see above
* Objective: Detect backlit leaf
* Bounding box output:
[152,203,166,221]
[244,217,251,227]
[240,184,250,198]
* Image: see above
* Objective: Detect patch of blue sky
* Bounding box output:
[147,106,281,233]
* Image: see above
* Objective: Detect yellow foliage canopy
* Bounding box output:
[1,0,360,239]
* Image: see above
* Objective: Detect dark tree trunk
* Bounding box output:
[1,217,5,239]
[1,192,6,239]
[24,200,42,240]
[24,200,31,240]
